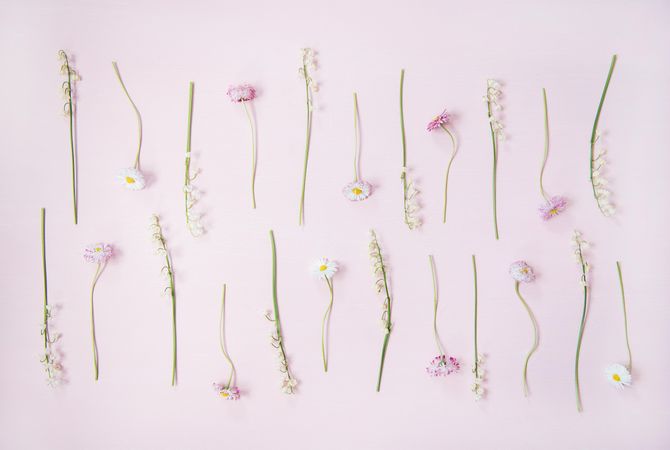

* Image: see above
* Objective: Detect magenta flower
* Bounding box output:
[509,261,535,283]
[426,110,450,131]
[83,243,113,264]
[227,84,256,103]
[539,196,567,221]
[426,355,460,377]
[214,384,240,400]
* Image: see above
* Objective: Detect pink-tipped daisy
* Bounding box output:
[509,261,535,283]
[83,243,113,264]
[426,355,460,377]
[227,84,256,103]
[539,196,567,221]
[426,110,450,132]
[214,384,240,400]
[342,180,371,201]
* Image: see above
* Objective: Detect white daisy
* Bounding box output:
[605,363,632,389]
[311,258,338,279]
[117,167,146,190]
[343,180,371,201]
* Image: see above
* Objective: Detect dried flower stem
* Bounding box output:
[472,255,479,378]
[242,102,257,208]
[616,261,632,372]
[574,238,589,412]
[515,281,539,396]
[298,65,314,226]
[219,284,237,388]
[112,62,143,169]
[321,278,334,372]
[59,50,78,224]
[438,125,457,223]
[429,255,445,356]
[539,88,550,201]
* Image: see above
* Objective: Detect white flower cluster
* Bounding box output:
[571,230,591,287]
[40,305,64,387]
[264,311,297,394]
[591,136,615,216]
[58,50,79,116]
[299,48,318,111]
[483,79,505,140]
[183,154,204,237]
[471,353,486,401]
[401,168,421,230]
[369,231,392,334]
[150,215,175,296]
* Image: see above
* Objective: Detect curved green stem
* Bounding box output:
[616,261,632,372]
[540,88,550,202]
[219,284,237,388]
[439,125,458,224]
[515,281,539,397]
[353,92,361,182]
[472,255,479,377]
[112,61,143,169]
[321,278,334,372]
[574,274,589,412]
[270,230,292,380]
[429,255,444,356]
[89,263,105,381]
[298,68,313,226]
[242,102,257,209]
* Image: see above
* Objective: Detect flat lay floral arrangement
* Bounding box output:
[43,48,634,412]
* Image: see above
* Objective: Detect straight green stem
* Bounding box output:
[472,255,479,377]
[184,82,194,225]
[400,69,408,217]
[616,261,632,372]
[575,280,588,412]
[353,92,360,181]
[298,68,313,226]
[540,88,550,201]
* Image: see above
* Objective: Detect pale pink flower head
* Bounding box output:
[426,110,450,132]
[83,243,113,264]
[426,355,460,377]
[213,384,240,400]
[509,261,535,283]
[539,196,567,221]
[227,84,256,103]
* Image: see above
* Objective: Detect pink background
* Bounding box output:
[1,0,669,448]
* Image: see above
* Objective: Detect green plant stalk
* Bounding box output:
[112,62,143,169]
[168,260,177,386]
[220,284,236,388]
[61,53,78,224]
[429,255,444,356]
[472,255,479,377]
[515,281,539,397]
[539,88,550,201]
[353,92,360,181]
[399,69,408,221]
[589,55,617,211]
[321,278,334,372]
[616,261,632,372]
[89,263,104,381]
[298,67,313,226]
[270,231,293,380]
[40,208,52,371]
[242,102,257,209]
[486,103,499,240]
[574,250,589,412]
[372,233,392,392]
[438,125,457,224]
[184,82,194,226]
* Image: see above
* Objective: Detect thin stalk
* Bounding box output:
[321,278,334,372]
[184,82,194,224]
[220,284,236,388]
[472,255,479,377]
[270,231,292,379]
[400,69,407,217]
[515,281,539,396]
[298,67,313,226]
[439,124,458,224]
[41,209,49,349]
[589,55,617,209]
[112,62,143,169]
[89,263,105,381]
[429,255,444,356]
[353,92,361,182]
[539,88,550,201]
[170,269,177,386]
[61,53,78,224]
[487,103,499,240]
[574,255,589,412]
[242,102,257,209]
[372,233,392,392]
[616,261,632,372]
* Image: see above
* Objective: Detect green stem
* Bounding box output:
[429,255,444,356]
[574,264,589,412]
[270,230,292,380]
[242,102,257,209]
[220,284,236,388]
[372,231,392,392]
[616,261,632,372]
[539,88,550,202]
[515,281,539,397]
[184,82,194,225]
[472,255,479,377]
[170,271,177,387]
[400,69,407,218]
[41,208,49,350]
[353,92,361,182]
[439,125,457,224]
[89,263,104,381]
[321,278,334,372]
[111,61,143,169]
[487,103,499,240]
[589,55,617,210]
[61,53,78,225]
[298,67,313,226]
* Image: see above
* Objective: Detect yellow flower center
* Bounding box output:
[352,187,363,196]
[125,176,136,184]
[219,391,229,398]
[550,208,559,216]
[95,247,102,252]
[612,374,621,382]
[319,265,328,272]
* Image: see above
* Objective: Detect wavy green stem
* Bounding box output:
[220,284,236,388]
[429,255,444,356]
[616,261,632,372]
[242,102,257,209]
[539,88,550,201]
[321,278,334,372]
[515,281,539,396]
[574,251,589,412]
[89,263,106,381]
[112,61,143,169]
[438,125,457,224]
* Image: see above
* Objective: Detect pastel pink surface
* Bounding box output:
[1,0,669,448]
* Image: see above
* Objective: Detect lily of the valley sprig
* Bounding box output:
[227,84,258,208]
[538,89,567,220]
[112,61,146,191]
[509,261,539,396]
[213,284,240,400]
[149,214,178,386]
[572,230,591,412]
[298,48,318,226]
[483,79,504,239]
[369,230,393,391]
[83,242,113,380]
[589,55,618,217]
[343,93,372,201]
[605,261,633,390]
[184,82,204,237]
[426,255,460,378]
[427,110,458,224]
[40,208,63,387]
[267,230,298,394]
[58,50,80,224]
[311,258,338,372]
[400,69,420,229]
[471,255,485,400]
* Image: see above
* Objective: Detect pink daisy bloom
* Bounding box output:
[83,243,113,264]
[426,110,450,131]
[539,196,567,221]
[214,384,240,400]
[509,261,535,283]
[226,84,256,103]
[426,355,460,376]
